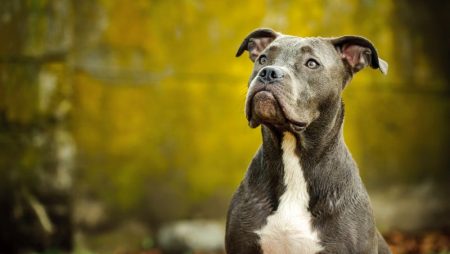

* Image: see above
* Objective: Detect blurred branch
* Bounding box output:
[22,189,54,234]
[0,51,67,64]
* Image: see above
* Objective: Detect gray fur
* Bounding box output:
[226,28,391,254]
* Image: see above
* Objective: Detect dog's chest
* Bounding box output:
[255,133,323,254]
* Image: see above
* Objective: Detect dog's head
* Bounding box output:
[237,28,388,132]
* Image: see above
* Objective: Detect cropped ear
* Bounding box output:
[331,36,388,75]
[236,28,280,62]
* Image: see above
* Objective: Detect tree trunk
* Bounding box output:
[0,0,75,252]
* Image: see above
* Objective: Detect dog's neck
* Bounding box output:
[261,98,346,165]
[256,98,350,216]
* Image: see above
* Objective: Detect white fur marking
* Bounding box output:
[256,132,323,254]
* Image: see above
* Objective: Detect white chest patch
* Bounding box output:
[255,132,323,254]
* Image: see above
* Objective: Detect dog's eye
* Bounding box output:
[258,55,268,65]
[305,59,320,69]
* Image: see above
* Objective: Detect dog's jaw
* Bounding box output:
[249,90,285,128]
[246,85,310,132]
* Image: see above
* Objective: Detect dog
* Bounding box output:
[225,28,391,254]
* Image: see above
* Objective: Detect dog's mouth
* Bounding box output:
[246,89,308,132]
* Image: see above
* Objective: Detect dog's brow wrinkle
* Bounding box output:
[301,46,313,53]
[267,45,278,52]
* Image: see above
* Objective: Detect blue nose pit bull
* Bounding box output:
[225,28,391,254]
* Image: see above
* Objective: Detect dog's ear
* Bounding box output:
[236,28,280,62]
[331,36,388,75]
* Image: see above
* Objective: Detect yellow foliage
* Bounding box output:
[68,0,449,219]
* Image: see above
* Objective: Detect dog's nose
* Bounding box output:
[258,67,284,83]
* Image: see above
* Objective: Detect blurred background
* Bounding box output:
[0,0,449,253]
